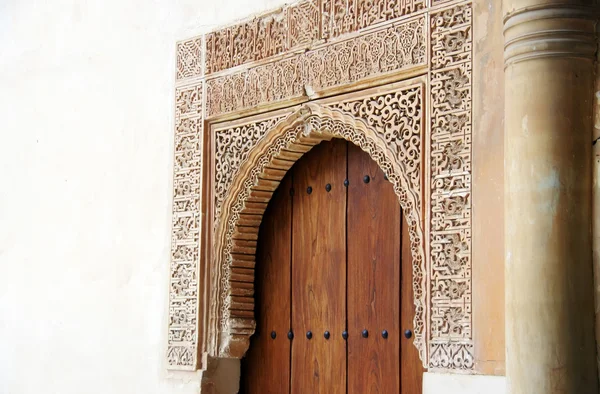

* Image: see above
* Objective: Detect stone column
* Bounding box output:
[503,2,598,393]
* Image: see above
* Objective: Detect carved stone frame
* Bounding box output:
[169,0,474,376]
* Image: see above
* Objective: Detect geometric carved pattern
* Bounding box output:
[171,0,475,373]
[211,102,427,362]
[167,82,204,369]
[289,0,320,48]
[206,15,426,118]
[176,37,203,80]
[428,3,474,369]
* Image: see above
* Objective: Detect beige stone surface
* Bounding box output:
[472,0,506,376]
[503,1,598,392]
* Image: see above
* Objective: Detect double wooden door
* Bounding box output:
[241,139,423,394]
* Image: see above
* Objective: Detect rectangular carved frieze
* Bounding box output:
[203,0,427,77]
[205,8,289,75]
[167,82,204,370]
[322,0,426,40]
[428,2,473,370]
[206,15,426,118]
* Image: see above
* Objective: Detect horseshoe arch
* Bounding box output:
[210,101,427,366]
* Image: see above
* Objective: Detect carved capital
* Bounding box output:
[503,5,598,67]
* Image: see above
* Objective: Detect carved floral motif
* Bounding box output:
[206,15,426,118]
[429,3,473,369]
[214,116,287,228]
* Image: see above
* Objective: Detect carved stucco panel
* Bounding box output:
[206,14,426,118]
[167,82,204,369]
[176,37,203,80]
[428,3,474,370]
[322,0,426,40]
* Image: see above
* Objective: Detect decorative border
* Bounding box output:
[169,0,474,372]
[168,82,204,369]
[428,3,473,370]
[205,14,427,118]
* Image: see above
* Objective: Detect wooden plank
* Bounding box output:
[241,176,293,394]
[400,214,425,393]
[347,142,401,394]
[291,139,347,394]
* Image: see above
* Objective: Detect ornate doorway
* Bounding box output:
[240,139,424,393]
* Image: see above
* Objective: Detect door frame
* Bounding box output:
[209,79,427,364]
[168,3,475,384]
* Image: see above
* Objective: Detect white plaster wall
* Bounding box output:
[0,1,288,393]
[423,373,506,394]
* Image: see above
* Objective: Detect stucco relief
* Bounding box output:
[428,3,473,370]
[206,15,426,118]
[170,0,474,373]
[168,82,204,369]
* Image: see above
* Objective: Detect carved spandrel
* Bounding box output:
[213,116,287,230]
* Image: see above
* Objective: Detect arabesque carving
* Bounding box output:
[168,82,204,369]
[170,0,475,373]
[322,0,425,39]
[428,3,474,369]
[214,115,287,229]
[206,15,426,118]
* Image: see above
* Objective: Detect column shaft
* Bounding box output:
[504,4,598,393]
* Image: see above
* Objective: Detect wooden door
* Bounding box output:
[241,139,424,394]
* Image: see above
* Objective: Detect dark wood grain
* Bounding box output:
[240,175,293,394]
[291,139,347,394]
[401,214,425,394]
[242,139,423,394]
[347,143,401,394]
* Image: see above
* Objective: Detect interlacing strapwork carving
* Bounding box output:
[428,3,474,370]
[176,38,203,80]
[206,15,426,118]
[214,116,287,229]
[168,82,204,369]
[289,0,320,48]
